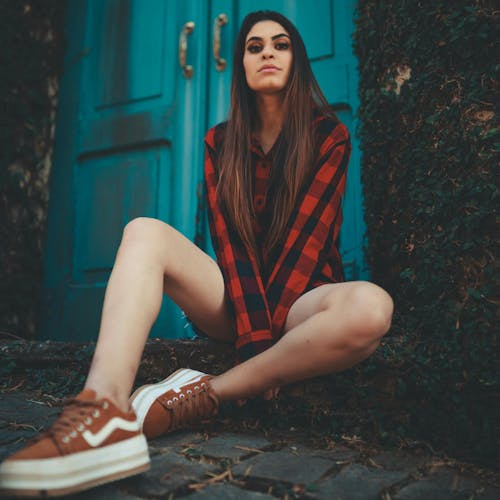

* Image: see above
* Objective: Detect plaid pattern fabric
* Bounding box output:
[204,113,351,361]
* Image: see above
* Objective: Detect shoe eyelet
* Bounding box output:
[187,390,192,395]
[70,431,77,438]
[167,400,173,406]
[173,397,179,402]
[92,410,100,418]
[179,394,185,399]
[85,417,92,425]
[201,382,206,388]
[102,401,109,410]
[194,386,200,391]
[77,424,84,431]
[62,436,70,443]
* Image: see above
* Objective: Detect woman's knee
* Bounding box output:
[321,281,393,349]
[120,217,173,260]
[123,217,177,248]
[347,282,393,343]
[122,217,167,241]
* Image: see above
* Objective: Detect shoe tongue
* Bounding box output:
[75,389,98,402]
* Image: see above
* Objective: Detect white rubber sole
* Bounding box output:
[0,434,150,497]
[130,368,207,428]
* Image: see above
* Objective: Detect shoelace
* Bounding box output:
[33,398,108,446]
[160,383,218,431]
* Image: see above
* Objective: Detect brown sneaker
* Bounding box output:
[130,368,219,439]
[0,390,150,497]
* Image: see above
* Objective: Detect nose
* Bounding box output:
[261,44,274,59]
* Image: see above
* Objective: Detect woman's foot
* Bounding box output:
[0,390,150,497]
[130,368,219,439]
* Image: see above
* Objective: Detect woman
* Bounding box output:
[0,11,393,497]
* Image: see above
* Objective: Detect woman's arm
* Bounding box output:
[265,120,351,337]
[204,127,274,361]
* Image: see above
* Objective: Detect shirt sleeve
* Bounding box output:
[204,127,274,361]
[264,121,351,336]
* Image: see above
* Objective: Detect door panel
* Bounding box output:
[73,151,161,284]
[94,0,168,107]
[42,0,209,340]
[70,0,176,340]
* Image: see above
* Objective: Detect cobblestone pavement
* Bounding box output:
[0,392,498,499]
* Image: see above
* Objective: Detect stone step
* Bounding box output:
[1,338,399,427]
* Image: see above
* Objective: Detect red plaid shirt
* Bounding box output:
[204,112,351,360]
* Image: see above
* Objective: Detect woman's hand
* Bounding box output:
[262,387,280,401]
[235,386,280,407]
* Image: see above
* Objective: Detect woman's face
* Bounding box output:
[243,20,293,95]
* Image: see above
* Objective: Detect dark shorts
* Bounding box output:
[180,280,337,340]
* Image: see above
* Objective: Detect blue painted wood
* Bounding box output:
[42,0,211,341]
[42,0,366,342]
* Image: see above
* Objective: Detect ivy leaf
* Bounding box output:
[482,128,499,140]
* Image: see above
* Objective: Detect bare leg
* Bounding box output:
[210,281,393,401]
[84,218,234,411]
[84,217,392,411]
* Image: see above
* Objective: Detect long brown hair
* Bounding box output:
[217,11,335,265]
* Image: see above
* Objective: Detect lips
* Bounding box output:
[258,65,280,72]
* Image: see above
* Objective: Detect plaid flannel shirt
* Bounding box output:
[204,113,351,361]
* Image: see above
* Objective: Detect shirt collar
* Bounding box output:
[251,134,279,159]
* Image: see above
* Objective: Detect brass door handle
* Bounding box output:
[179,21,195,78]
[213,13,228,71]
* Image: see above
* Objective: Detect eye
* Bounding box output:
[247,44,262,54]
[275,42,290,50]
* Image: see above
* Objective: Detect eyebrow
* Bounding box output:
[246,33,290,44]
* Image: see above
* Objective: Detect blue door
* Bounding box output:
[42,0,365,342]
[42,0,211,340]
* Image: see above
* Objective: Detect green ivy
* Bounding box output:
[353,0,498,464]
[0,1,66,338]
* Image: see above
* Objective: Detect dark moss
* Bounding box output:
[353,0,498,465]
[0,1,66,339]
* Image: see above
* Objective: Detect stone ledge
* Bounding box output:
[0,338,402,425]
[1,338,235,379]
